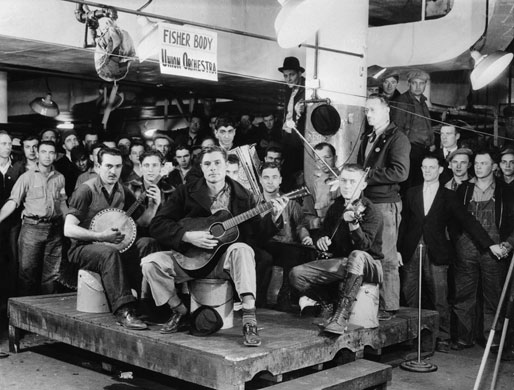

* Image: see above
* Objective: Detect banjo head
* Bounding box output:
[89,208,137,253]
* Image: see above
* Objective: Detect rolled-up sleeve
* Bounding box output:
[66,184,92,222]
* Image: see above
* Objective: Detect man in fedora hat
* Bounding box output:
[278,56,306,175]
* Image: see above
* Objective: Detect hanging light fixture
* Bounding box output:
[274,0,338,48]
[29,79,60,117]
[470,50,513,90]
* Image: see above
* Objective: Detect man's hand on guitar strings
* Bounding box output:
[100,227,126,244]
[183,231,218,249]
[270,196,289,222]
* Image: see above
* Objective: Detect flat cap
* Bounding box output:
[407,69,430,82]
[381,70,400,82]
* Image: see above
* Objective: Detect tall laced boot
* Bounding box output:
[324,273,363,335]
[312,300,334,328]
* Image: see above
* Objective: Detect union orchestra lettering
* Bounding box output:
[161,49,217,74]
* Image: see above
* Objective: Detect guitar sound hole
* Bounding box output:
[210,223,225,238]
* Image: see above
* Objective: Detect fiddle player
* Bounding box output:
[63,148,160,330]
[289,163,384,335]
[141,145,288,347]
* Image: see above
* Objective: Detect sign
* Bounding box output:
[159,24,218,81]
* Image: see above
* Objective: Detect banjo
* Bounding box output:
[89,191,146,253]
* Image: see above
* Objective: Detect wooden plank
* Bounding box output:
[265,359,392,390]
[7,294,436,390]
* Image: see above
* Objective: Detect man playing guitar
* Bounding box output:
[142,146,288,347]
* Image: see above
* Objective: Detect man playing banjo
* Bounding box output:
[141,146,288,346]
[64,147,160,330]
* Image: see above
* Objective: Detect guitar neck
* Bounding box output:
[222,202,274,230]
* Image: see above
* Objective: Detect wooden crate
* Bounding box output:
[8,293,438,390]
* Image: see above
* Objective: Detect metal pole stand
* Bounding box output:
[473,252,514,390]
[400,242,438,373]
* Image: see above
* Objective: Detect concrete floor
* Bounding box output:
[1,330,514,390]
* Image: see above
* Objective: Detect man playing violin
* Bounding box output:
[64,148,161,330]
[290,163,384,335]
[141,145,288,347]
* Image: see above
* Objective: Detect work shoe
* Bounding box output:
[451,341,474,351]
[313,302,334,328]
[324,297,352,335]
[378,310,395,321]
[115,307,148,330]
[160,311,187,334]
[436,340,450,353]
[243,323,261,347]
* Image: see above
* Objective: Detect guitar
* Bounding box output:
[174,186,311,276]
[89,191,146,253]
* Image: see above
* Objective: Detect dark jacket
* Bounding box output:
[453,179,514,247]
[434,148,453,186]
[357,122,411,203]
[399,184,494,266]
[282,76,306,133]
[318,196,384,260]
[149,177,279,251]
[0,162,25,226]
[391,91,434,147]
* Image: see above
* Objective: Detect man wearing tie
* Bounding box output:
[438,122,461,185]
[398,153,502,353]
[358,94,410,320]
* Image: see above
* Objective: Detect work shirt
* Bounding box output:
[9,165,66,219]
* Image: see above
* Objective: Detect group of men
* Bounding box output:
[1,56,513,354]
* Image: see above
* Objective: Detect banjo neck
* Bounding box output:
[125,191,147,218]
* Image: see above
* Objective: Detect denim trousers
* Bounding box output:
[18,221,62,296]
[375,201,402,311]
[402,241,450,341]
[453,236,507,344]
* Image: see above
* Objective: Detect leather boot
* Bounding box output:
[324,273,363,335]
[313,301,334,328]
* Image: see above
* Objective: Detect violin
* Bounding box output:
[343,198,367,224]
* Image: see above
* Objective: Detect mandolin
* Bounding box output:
[173,186,311,276]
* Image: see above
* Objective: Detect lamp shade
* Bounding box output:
[275,0,338,48]
[470,50,513,90]
[29,93,59,117]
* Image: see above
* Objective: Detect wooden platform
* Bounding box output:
[8,293,438,390]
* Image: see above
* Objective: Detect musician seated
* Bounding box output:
[258,162,314,310]
[290,164,384,335]
[141,146,288,347]
[63,148,161,331]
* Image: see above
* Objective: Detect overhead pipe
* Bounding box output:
[367,0,486,68]
[62,0,364,58]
